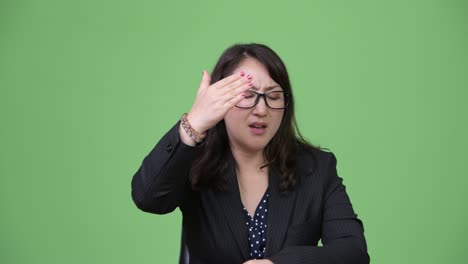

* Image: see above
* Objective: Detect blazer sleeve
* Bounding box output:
[131,121,200,214]
[268,152,370,264]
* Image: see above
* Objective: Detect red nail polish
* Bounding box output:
[240,71,245,77]
[247,75,252,80]
[248,82,253,86]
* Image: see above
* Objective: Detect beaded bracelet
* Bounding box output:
[180,113,206,143]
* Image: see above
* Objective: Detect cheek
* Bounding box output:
[272,111,285,129]
[224,109,245,133]
[267,112,285,139]
[224,108,244,124]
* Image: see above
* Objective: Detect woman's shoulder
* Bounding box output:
[294,143,338,182]
[295,143,336,166]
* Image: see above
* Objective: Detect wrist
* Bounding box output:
[178,123,197,146]
[180,113,206,144]
[186,112,207,135]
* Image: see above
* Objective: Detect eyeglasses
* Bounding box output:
[235,90,289,109]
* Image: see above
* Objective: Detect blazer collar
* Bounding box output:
[216,154,249,260]
[264,166,297,256]
[215,153,297,259]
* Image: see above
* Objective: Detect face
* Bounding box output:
[224,57,285,154]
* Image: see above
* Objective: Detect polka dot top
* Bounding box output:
[243,188,270,259]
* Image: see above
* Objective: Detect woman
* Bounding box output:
[131,43,370,264]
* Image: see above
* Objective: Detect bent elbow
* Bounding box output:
[346,238,370,264]
[327,237,370,264]
[354,247,370,264]
[131,189,178,214]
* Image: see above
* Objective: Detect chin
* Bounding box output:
[228,134,272,153]
[243,140,270,153]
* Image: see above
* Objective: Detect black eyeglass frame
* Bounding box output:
[235,90,290,110]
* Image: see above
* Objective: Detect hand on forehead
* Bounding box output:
[234,58,280,92]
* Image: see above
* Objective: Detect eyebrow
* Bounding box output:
[250,85,281,91]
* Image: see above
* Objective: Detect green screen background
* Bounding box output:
[1,0,467,263]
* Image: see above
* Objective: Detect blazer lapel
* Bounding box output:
[214,155,298,259]
[264,167,298,257]
[215,156,250,260]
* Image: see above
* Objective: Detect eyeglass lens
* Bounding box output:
[236,91,286,109]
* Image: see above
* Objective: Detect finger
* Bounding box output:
[210,71,245,90]
[224,80,252,101]
[218,80,251,106]
[221,74,251,92]
[213,74,251,101]
[198,70,212,90]
[217,81,249,106]
[225,90,247,108]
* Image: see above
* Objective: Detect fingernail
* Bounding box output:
[248,82,253,87]
[241,92,246,96]
[247,75,252,80]
[240,71,245,77]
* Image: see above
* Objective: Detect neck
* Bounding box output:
[230,145,268,178]
[230,145,269,199]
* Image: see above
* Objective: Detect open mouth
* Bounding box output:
[249,122,267,135]
[249,121,267,129]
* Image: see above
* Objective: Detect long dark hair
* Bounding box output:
[191,43,319,193]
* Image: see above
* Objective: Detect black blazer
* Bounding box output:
[131,122,370,264]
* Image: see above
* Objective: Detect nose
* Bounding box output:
[252,96,268,116]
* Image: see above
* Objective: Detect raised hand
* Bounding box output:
[179,70,253,145]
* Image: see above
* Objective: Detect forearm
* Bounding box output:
[267,152,370,264]
[269,238,369,264]
[131,121,199,214]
